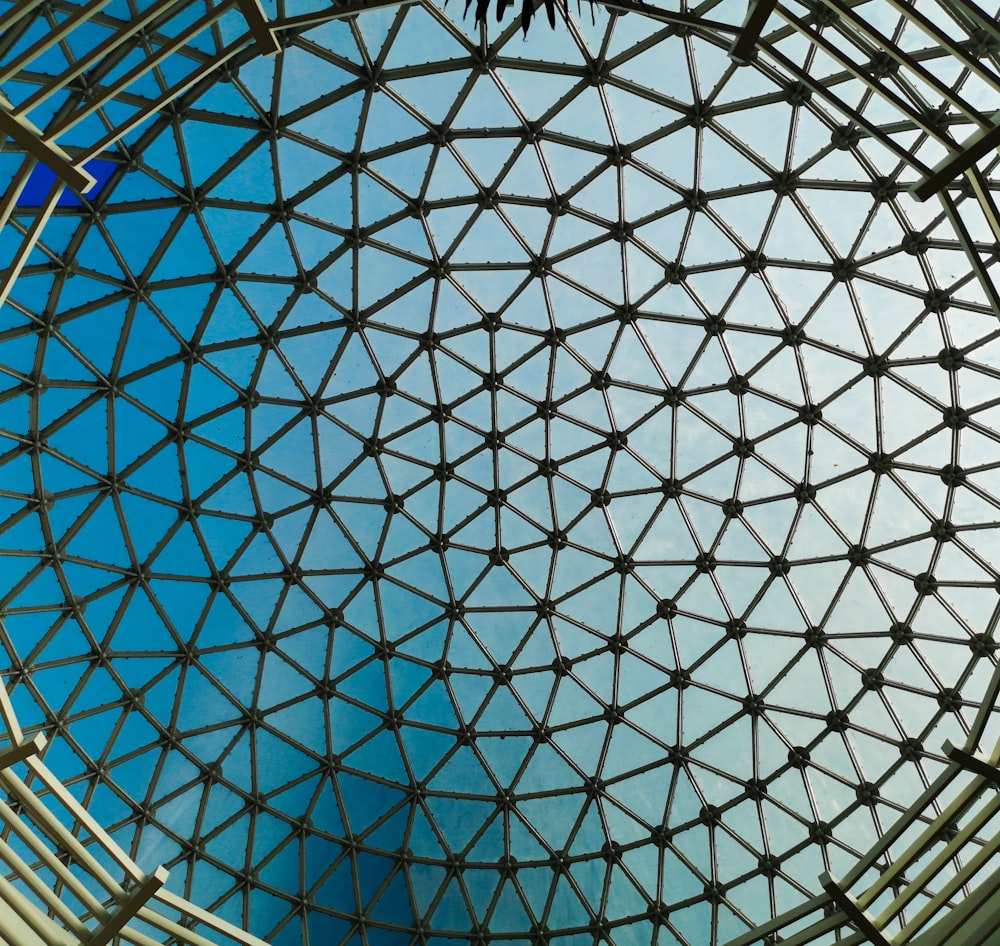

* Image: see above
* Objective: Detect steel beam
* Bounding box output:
[0,734,46,769]
[911,117,1000,201]
[0,107,95,194]
[0,181,65,312]
[729,0,778,64]
[236,0,282,55]
[937,186,1000,315]
[819,873,893,946]
[0,0,113,85]
[11,0,185,117]
[943,737,1000,784]
[0,675,271,946]
[85,868,169,946]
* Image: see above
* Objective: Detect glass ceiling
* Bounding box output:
[2,0,1000,945]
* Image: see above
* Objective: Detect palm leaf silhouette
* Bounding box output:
[457,0,586,33]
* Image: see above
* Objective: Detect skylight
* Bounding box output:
[1,1,1000,945]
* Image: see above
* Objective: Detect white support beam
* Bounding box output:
[896,818,1000,943]
[0,102,96,194]
[0,832,91,937]
[46,3,243,141]
[85,868,169,946]
[721,895,849,946]
[0,0,113,85]
[935,0,1000,45]
[729,0,778,64]
[0,179,65,312]
[816,0,986,124]
[0,733,46,769]
[726,658,1000,946]
[910,116,1000,202]
[0,676,270,946]
[235,0,281,55]
[819,873,893,946]
[880,0,1000,96]
[85,37,254,157]
[942,738,1000,785]
[0,872,75,946]
[0,794,109,919]
[0,0,48,36]
[151,890,273,946]
[936,188,1000,315]
[0,679,24,743]
[12,0,186,118]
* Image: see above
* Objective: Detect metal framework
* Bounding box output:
[724,659,1000,946]
[0,0,287,310]
[0,677,269,946]
[3,2,1000,946]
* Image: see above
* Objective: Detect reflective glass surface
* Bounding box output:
[2,2,1000,945]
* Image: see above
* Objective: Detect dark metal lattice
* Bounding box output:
[2,1,1000,946]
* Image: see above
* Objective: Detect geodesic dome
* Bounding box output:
[3,1,1000,945]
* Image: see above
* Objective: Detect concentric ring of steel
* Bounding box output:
[2,2,1000,945]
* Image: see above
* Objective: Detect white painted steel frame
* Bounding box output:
[5,0,1000,313]
[0,0,274,307]
[723,655,1000,946]
[0,678,269,946]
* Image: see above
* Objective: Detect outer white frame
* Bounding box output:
[724,656,1000,946]
[0,678,270,946]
